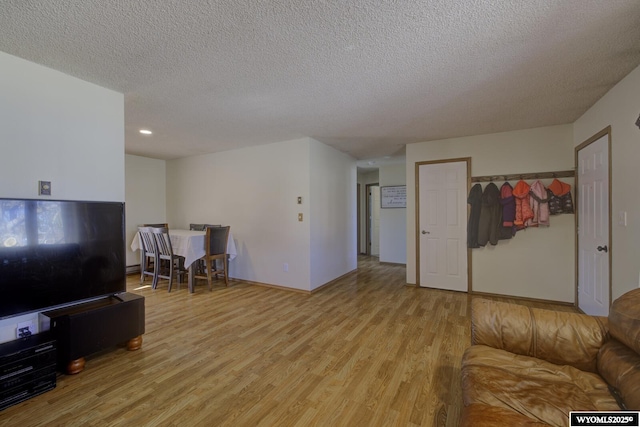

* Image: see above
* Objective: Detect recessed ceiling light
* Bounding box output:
[139,129,152,135]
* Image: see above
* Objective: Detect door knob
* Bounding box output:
[597,245,608,253]
[421,230,430,235]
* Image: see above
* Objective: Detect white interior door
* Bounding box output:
[578,133,610,315]
[418,161,468,291]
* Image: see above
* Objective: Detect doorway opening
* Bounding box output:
[366,183,380,257]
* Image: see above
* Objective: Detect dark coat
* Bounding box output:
[499,182,516,239]
[467,184,483,248]
[478,183,502,246]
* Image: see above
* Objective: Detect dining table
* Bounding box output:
[130,228,237,293]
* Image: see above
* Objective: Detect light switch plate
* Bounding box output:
[38,180,51,196]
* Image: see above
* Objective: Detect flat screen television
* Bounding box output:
[0,198,126,319]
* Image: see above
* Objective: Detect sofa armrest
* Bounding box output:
[471,298,609,373]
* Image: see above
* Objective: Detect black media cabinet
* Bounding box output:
[42,292,145,375]
[0,332,57,411]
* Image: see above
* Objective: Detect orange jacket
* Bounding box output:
[512,180,534,229]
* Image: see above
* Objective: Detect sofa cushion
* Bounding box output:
[608,288,640,356]
[462,345,620,427]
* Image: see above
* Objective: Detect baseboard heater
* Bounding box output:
[126,264,141,275]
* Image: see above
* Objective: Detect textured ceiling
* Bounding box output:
[1,1,639,161]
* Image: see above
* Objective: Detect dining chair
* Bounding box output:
[193,226,230,290]
[190,224,222,274]
[151,227,186,292]
[189,223,221,231]
[205,224,229,272]
[144,223,170,273]
[138,226,159,288]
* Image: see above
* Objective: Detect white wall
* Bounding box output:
[166,138,356,292]
[573,64,640,300]
[0,51,124,343]
[379,163,407,264]
[406,125,576,302]
[124,155,167,267]
[0,52,124,202]
[309,140,357,290]
[166,138,312,290]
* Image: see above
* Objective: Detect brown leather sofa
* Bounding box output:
[460,289,640,426]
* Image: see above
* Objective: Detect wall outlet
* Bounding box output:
[16,320,35,338]
[618,211,627,227]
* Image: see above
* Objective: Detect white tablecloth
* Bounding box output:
[130,229,237,268]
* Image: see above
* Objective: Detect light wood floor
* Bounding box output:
[1,256,576,427]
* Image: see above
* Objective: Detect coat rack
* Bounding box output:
[470,169,575,183]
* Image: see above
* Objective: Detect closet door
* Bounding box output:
[577,129,611,316]
[416,160,469,291]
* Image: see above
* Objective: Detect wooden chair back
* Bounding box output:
[151,227,174,257]
[190,223,222,231]
[138,226,157,256]
[149,226,185,292]
[138,226,158,287]
[206,226,230,257]
[144,223,168,228]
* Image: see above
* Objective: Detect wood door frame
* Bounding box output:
[415,157,472,288]
[365,182,379,256]
[357,183,361,255]
[574,126,612,312]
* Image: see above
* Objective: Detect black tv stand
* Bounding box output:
[42,292,145,375]
[0,332,56,411]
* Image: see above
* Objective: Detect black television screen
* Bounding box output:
[0,198,126,319]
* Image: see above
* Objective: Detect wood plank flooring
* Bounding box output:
[0,256,576,427]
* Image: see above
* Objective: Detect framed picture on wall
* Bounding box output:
[381,185,406,208]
